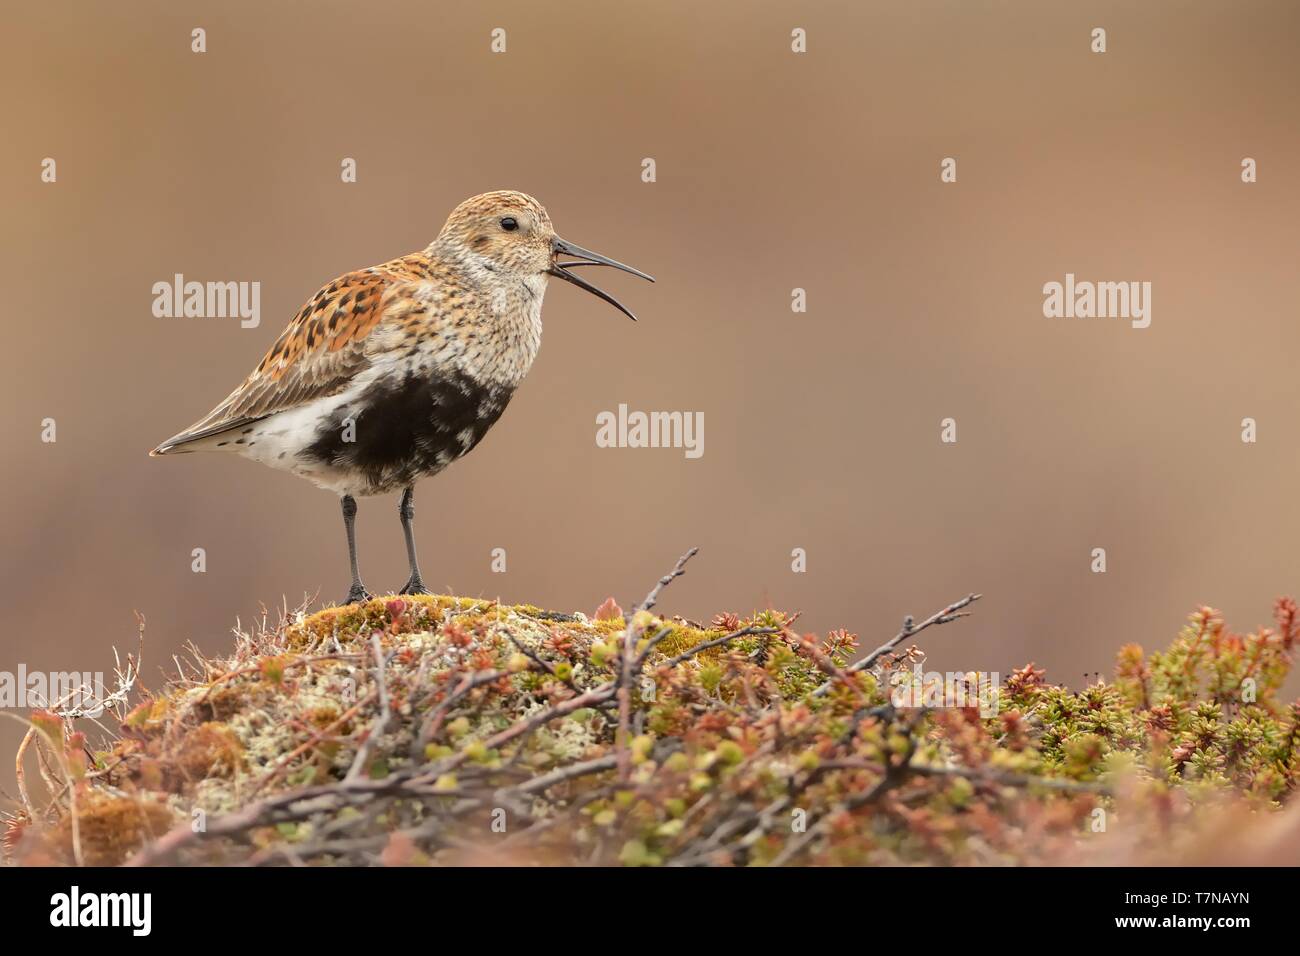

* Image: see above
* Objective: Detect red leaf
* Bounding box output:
[593,597,623,622]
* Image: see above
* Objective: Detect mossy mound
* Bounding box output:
[5,591,1299,866]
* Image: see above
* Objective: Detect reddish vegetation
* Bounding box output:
[4,582,1298,866]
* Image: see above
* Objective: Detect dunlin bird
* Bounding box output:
[151,190,652,603]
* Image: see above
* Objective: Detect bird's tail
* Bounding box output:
[149,426,232,456]
[149,436,196,456]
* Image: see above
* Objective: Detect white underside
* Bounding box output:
[243,391,373,495]
[213,365,388,496]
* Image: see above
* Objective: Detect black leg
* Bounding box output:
[341,494,370,605]
[397,485,430,595]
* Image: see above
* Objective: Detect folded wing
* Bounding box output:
[151,268,401,455]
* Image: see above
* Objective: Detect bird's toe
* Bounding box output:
[342,584,373,605]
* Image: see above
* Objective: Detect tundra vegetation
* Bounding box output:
[4,550,1298,866]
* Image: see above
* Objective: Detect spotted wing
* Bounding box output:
[151,268,403,454]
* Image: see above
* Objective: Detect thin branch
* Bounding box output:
[106,551,1001,868]
[812,592,982,697]
[662,626,781,668]
[909,763,1110,794]
[412,668,510,756]
[618,547,699,781]
[250,689,377,797]
[345,633,392,783]
[516,755,618,795]
[631,547,699,617]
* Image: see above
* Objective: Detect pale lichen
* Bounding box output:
[6,593,1298,866]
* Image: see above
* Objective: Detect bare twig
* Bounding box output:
[250,690,377,797]
[13,728,35,820]
[909,763,1110,794]
[516,754,618,795]
[503,632,577,693]
[617,548,699,781]
[480,685,615,758]
[662,626,781,668]
[631,547,699,617]
[345,633,392,783]
[105,553,1001,868]
[2,712,81,865]
[412,668,509,756]
[767,717,923,867]
[812,592,982,698]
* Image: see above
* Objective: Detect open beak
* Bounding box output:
[548,236,654,321]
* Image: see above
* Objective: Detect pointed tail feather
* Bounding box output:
[149,416,261,456]
[150,435,199,456]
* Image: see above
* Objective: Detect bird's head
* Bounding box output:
[435,190,653,320]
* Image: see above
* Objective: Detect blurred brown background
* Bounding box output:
[3,0,1299,785]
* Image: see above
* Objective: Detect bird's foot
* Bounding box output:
[342,583,373,605]
[398,576,431,596]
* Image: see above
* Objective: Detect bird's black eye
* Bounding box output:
[500,217,519,232]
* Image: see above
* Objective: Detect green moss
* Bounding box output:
[10,594,1297,867]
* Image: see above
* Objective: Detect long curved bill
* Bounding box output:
[549,236,654,321]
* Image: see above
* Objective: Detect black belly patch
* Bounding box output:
[303,369,512,491]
